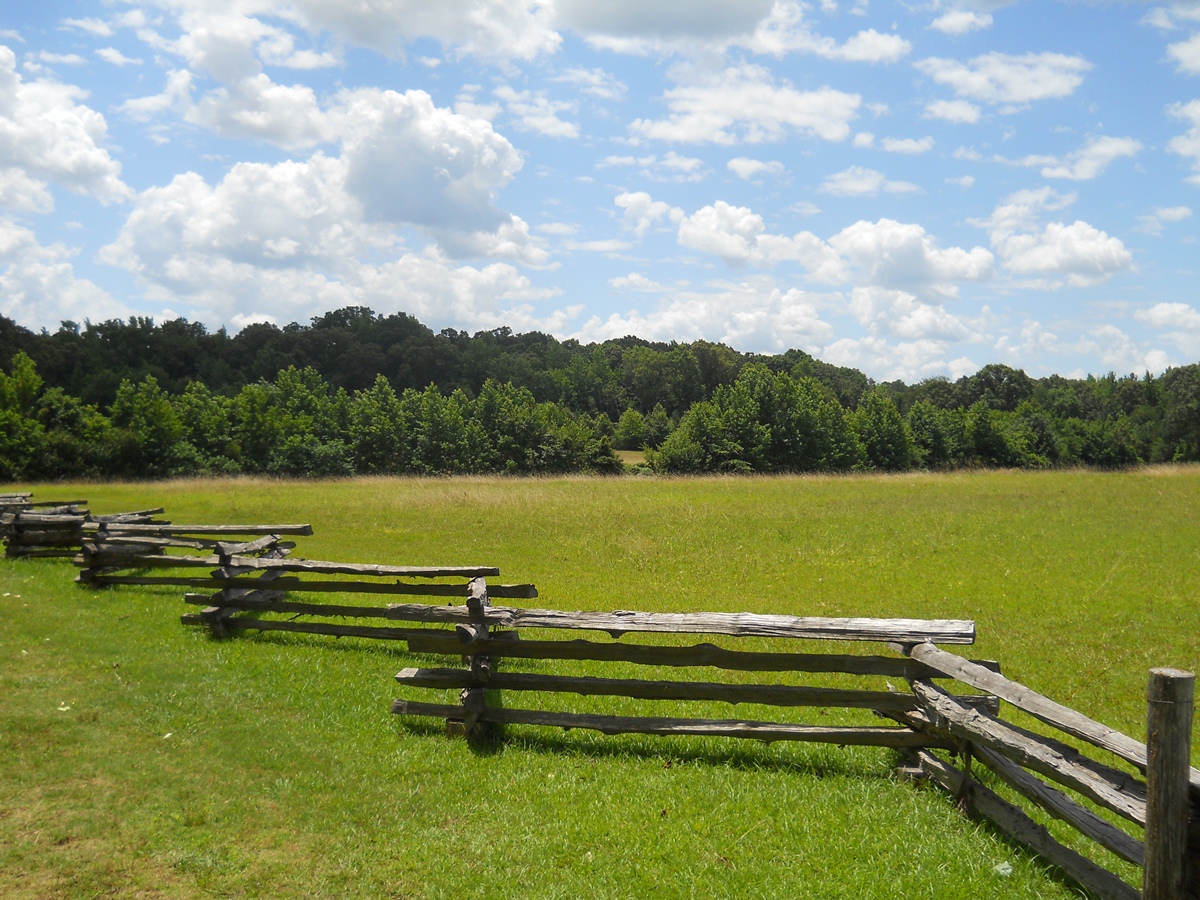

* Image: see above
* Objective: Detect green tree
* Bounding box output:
[963,363,1034,411]
[643,404,673,447]
[613,407,647,450]
[1160,364,1200,461]
[349,375,410,474]
[852,389,913,471]
[654,400,733,473]
[754,369,861,472]
[412,385,473,474]
[33,388,110,478]
[0,351,46,480]
[232,382,282,472]
[471,380,551,473]
[0,351,43,414]
[907,400,960,468]
[173,381,239,473]
[106,375,181,477]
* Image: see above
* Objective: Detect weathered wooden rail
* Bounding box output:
[171,554,537,640]
[2,499,165,558]
[75,524,313,578]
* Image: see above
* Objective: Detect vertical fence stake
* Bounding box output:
[1144,668,1194,900]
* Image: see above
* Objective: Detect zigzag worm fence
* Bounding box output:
[390,577,1196,900]
[46,518,1198,898]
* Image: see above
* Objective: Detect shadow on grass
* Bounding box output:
[217,625,914,781]
[465,721,903,779]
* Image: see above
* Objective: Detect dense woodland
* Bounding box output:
[0,307,1197,479]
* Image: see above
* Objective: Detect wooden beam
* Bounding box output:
[185,595,392,618]
[904,641,1200,794]
[212,557,498,578]
[972,744,1145,867]
[81,523,314,536]
[917,751,1140,900]
[215,534,281,558]
[403,632,1000,677]
[395,666,924,712]
[74,552,223,569]
[1144,668,1195,900]
[388,605,975,644]
[92,508,165,520]
[218,618,430,642]
[392,700,954,748]
[76,574,536,598]
[910,679,1148,826]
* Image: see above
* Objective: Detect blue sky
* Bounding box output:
[1,1,1199,382]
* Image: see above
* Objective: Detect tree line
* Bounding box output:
[0,307,1197,480]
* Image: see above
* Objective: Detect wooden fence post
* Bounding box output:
[1144,668,1195,900]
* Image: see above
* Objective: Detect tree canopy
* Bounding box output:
[1,308,1197,479]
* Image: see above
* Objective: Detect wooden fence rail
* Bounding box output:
[3,501,166,558]
[158,549,538,641]
[73,523,314,584]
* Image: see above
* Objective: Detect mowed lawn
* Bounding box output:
[2,468,1197,898]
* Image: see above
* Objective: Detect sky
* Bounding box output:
[1,1,1199,382]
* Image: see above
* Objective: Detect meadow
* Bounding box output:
[2,468,1198,898]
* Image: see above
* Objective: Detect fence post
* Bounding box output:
[1144,668,1194,900]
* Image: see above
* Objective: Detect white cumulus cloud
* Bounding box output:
[630,63,860,144]
[0,217,131,328]
[334,88,532,254]
[576,280,835,354]
[847,286,972,341]
[0,45,130,206]
[188,74,331,148]
[915,51,1091,108]
[1168,100,1200,183]
[615,191,683,237]
[924,99,981,123]
[882,136,934,154]
[555,67,627,101]
[676,201,847,280]
[96,47,142,66]
[823,334,978,383]
[828,219,993,298]
[494,85,579,138]
[1136,205,1193,235]
[555,0,909,62]
[929,10,994,35]
[743,3,911,62]
[1168,32,1200,74]
[98,152,559,332]
[667,198,993,302]
[820,166,920,196]
[1135,302,1200,358]
[1016,135,1143,181]
[973,187,1132,288]
[289,0,561,62]
[727,157,785,179]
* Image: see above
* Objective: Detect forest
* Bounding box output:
[0,307,1197,479]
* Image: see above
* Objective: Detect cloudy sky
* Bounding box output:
[2,1,1199,381]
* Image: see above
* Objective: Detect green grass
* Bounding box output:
[2,468,1198,898]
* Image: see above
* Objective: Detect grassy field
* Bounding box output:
[2,469,1198,898]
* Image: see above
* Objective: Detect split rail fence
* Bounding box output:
[29,516,1197,898]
